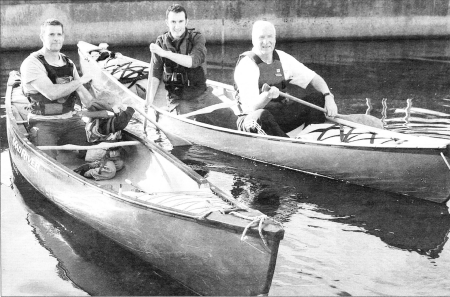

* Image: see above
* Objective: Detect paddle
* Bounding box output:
[179,101,237,118]
[261,84,424,141]
[262,83,383,129]
[133,106,192,146]
[144,53,155,135]
[38,140,140,151]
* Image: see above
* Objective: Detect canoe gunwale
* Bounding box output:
[76,43,450,152]
[78,41,450,204]
[5,69,285,296]
[5,75,281,238]
[154,106,450,155]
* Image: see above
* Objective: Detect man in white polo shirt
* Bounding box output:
[234,20,338,137]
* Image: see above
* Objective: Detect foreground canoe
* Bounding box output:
[77,41,450,204]
[5,71,284,296]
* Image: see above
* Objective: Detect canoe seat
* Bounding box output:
[124,190,234,215]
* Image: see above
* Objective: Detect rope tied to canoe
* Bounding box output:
[229,212,271,250]
[104,61,148,88]
[244,120,267,135]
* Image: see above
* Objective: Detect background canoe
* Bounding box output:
[77,41,450,204]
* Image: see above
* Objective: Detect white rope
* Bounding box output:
[230,212,271,249]
[245,120,267,135]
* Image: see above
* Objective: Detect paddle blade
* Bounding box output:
[336,114,384,129]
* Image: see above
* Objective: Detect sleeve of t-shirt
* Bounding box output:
[189,32,206,68]
[277,50,316,89]
[234,56,260,104]
[20,55,47,85]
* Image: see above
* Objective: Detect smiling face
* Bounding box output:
[252,21,276,57]
[166,11,188,39]
[40,25,64,52]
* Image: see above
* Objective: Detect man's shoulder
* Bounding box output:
[21,51,44,68]
[235,54,259,72]
[275,49,302,65]
[188,29,205,44]
[24,50,42,60]
[275,49,293,59]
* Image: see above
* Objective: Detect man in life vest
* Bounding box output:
[234,20,338,137]
[20,18,94,158]
[146,4,211,115]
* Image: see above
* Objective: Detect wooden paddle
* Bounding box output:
[261,84,424,141]
[38,141,140,151]
[133,106,192,146]
[144,53,155,134]
[179,102,237,118]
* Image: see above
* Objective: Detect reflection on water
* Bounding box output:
[11,176,195,296]
[172,145,450,295]
[382,98,450,138]
[2,39,450,295]
[172,145,450,259]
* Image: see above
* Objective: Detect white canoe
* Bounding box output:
[78,41,450,204]
[5,70,284,296]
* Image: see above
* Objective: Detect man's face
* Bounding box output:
[166,11,188,39]
[40,25,64,52]
[252,24,276,56]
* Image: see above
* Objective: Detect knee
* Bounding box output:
[304,92,325,107]
[256,109,276,123]
[241,109,275,132]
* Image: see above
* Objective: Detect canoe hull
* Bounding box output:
[155,112,450,204]
[76,41,450,204]
[5,78,283,296]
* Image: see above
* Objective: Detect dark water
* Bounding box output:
[1,39,450,296]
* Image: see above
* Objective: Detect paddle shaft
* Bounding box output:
[38,141,140,151]
[262,84,422,141]
[144,54,155,133]
[279,91,404,138]
[133,106,192,146]
[180,102,237,118]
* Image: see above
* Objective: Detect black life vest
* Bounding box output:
[234,50,287,102]
[157,28,206,99]
[25,52,78,115]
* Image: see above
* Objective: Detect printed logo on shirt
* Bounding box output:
[276,69,282,76]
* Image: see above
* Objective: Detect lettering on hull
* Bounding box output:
[11,136,40,172]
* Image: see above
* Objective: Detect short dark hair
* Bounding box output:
[166,4,187,20]
[40,18,64,35]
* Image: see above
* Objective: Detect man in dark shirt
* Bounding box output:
[146,4,210,115]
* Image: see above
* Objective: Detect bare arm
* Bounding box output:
[234,56,280,113]
[243,87,279,112]
[309,74,338,117]
[30,74,92,101]
[75,85,94,108]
